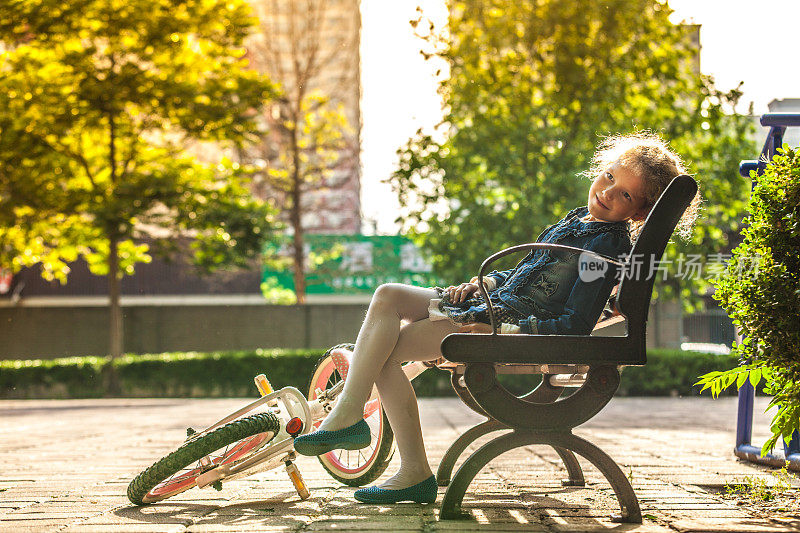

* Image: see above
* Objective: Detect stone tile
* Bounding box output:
[74,508,202,527]
[187,525,297,532]
[0,518,69,532]
[11,503,111,515]
[305,516,424,531]
[0,501,34,511]
[8,508,98,519]
[190,512,313,528]
[671,518,800,532]
[62,524,186,532]
[546,518,673,532]
[662,509,757,520]
[432,519,549,531]
[321,505,434,517]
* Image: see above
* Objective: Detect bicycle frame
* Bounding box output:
[193,386,313,489]
[189,353,431,493]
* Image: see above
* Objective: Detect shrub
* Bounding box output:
[0,350,326,399]
[700,146,800,453]
[619,349,740,396]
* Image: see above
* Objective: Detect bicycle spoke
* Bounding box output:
[157,467,195,489]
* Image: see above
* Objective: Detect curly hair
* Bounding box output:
[583,132,701,241]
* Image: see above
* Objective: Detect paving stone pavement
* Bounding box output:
[1,396,799,532]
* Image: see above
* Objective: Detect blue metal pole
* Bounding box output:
[784,431,800,459]
[735,381,754,448]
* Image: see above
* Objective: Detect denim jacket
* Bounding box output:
[487,207,631,335]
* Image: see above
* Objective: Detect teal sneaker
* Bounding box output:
[354,475,437,504]
[293,419,371,456]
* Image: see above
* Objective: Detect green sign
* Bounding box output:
[263,235,443,294]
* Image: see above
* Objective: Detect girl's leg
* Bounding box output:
[318,283,440,431]
[373,318,460,489]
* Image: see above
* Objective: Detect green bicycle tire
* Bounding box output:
[127,412,280,505]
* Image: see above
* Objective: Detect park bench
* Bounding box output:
[435,174,698,523]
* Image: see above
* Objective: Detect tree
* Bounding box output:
[245,0,360,303]
[391,0,755,303]
[660,81,755,309]
[0,0,279,362]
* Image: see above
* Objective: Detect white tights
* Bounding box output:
[317,283,460,489]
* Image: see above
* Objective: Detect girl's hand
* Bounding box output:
[458,322,494,334]
[445,282,479,303]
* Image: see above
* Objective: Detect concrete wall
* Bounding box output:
[0,303,369,360]
[0,300,683,360]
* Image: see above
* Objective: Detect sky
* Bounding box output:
[359,0,800,234]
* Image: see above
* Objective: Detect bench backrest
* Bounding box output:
[615,174,698,347]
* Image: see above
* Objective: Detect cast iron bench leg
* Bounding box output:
[439,430,641,523]
[437,419,505,486]
[554,446,585,487]
[436,422,585,488]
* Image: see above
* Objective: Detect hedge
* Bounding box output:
[0,348,740,399]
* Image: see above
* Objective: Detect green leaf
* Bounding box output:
[748,368,762,389]
[736,370,749,389]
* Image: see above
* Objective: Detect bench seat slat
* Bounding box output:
[441,332,646,365]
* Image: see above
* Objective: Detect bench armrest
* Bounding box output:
[475,243,624,332]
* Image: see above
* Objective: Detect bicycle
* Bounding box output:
[127,343,430,505]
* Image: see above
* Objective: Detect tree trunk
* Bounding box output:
[106,235,123,395]
[290,125,306,303]
[105,105,122,394]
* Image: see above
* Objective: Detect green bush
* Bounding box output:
[702,146,800,453]
[618,349,739,396]
[1,347,738,399]
[0,357,107,398]
[0,349,326,399]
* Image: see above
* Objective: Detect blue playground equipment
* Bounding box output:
[735,112,800,471]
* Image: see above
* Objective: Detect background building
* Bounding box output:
[766,98,800,148]
[246,0,362,235]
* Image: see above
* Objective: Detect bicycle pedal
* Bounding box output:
[254,374,273,396]
[285,460,310,500]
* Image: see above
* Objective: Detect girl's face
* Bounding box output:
[587,161,648,223]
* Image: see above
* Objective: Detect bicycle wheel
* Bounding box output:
[128,412,280,505]
[307,344,395,487]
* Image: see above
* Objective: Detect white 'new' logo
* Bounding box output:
[578,252,608,282]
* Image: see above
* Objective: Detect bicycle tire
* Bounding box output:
[128,412,280,505]
[308,344,395,487]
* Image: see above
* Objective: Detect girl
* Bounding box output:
[294,132,699,504]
